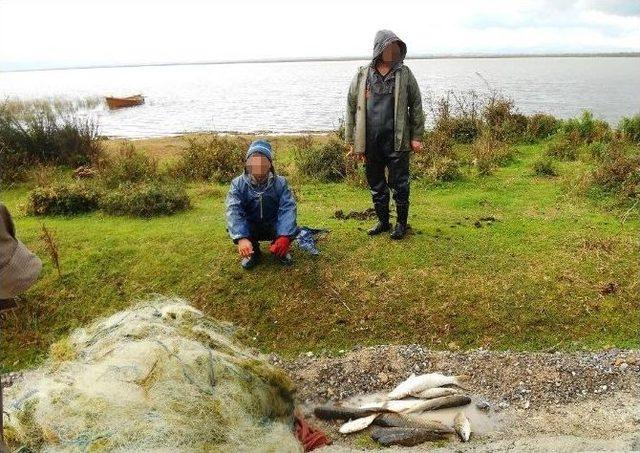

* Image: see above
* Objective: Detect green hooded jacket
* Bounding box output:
[345,30,425,154]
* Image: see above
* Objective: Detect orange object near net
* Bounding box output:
[294,413,331,451]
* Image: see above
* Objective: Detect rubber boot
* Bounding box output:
[368,203,391,236]
[390,204,409,240]
[277,252,293,266]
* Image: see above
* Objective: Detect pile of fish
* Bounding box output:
[314,372,472,447]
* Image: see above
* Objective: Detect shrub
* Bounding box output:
[482,97,527,142]
[525,113,560,142]
[27,182,100,216]
[546,133,579,160]
[410,149,433,180]
[428,91,558,144]
[172,136,247,183]
[100,182,191,217]
[472,132,515,176]
[424,129,456,158]
[97,143,159,188]
[448,117,481,143]
[618,114,640,144]
[585,141,608,161]
[427,156,462,182]
[345,158,368,187]
[0,143,28,184]
[411,129,461,182]
[592,143,640,199]
[427,91,482,144]
[560,111,611,144]
[294,138,347,182]
[532,157,559,177]
[0,105,102,183]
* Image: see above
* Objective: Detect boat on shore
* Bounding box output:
[105,94,144,109]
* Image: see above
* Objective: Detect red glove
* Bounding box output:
[269,236,291,257]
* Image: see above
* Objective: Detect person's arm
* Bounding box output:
[406,68,425,142]
[275,178,297,238]
[225,180,251,244]
[344,70,360,146]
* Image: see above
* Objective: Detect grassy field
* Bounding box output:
[1,135,638,372]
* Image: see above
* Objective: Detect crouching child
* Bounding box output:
[225,140,297,269]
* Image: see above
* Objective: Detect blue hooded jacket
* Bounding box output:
[225,140,297,243]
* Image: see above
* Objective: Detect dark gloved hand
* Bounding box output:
[269,236,291,257]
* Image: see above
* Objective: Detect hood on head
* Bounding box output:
[371,29,407,67]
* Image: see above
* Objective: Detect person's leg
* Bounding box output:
[240,223,266,270]
[365,152,391,235]
[388,152,410,239]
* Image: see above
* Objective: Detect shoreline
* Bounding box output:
[105,130,335,142]
[3,51,639,74]
[272,345,640,451]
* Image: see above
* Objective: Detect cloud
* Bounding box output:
[581,0,640,17]
[0,0,638,71]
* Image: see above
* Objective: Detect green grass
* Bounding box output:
[1,142,638,372]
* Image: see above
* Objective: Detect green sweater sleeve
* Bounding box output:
[344,70,360,144]
[406,68,425,141]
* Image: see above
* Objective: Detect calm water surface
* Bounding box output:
[0,57,638,138]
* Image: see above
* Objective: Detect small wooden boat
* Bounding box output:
[105,94,145,110]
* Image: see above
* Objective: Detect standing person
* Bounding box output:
[345,30,425,239]
[225,140,297,269]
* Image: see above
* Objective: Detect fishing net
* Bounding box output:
[3,298,301,452]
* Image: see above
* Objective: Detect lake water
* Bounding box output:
[0,57,638,138]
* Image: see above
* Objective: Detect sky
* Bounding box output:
[1,0,639,71]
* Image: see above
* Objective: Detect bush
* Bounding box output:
[532,157,559,177]
[427,91,482,144]
[0,105,102,183]
[345,158,368,188]
[100,182,191,217]
[97,143,159,188]
[27,182,100,216]
[585,141,608,160]
[525,113,560,142]
[410,150,432,180]
[472,133,515,176]
[411,129,461,182]
[482,97,527,142]
[171,136,247,183]
[592,144,640,199]
[618,114,640,144]
[448,117,481,144]
[426,91,565,145]
[294,138,347,182]
[545,133,580,160]
[560,111,611,144]
[427,156,462,182]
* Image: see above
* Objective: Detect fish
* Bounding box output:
[314,405,378,421]
[370,426,450,447]
[373,413,455,434]
[410,387,461,399]
[339,414,379,434]
[418,395,471,412]
[454,411,471,442]
[360,398,428,414]
[362,395,471,414]
[388,372,469,399]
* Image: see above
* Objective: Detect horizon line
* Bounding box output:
[2,51,639,73]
